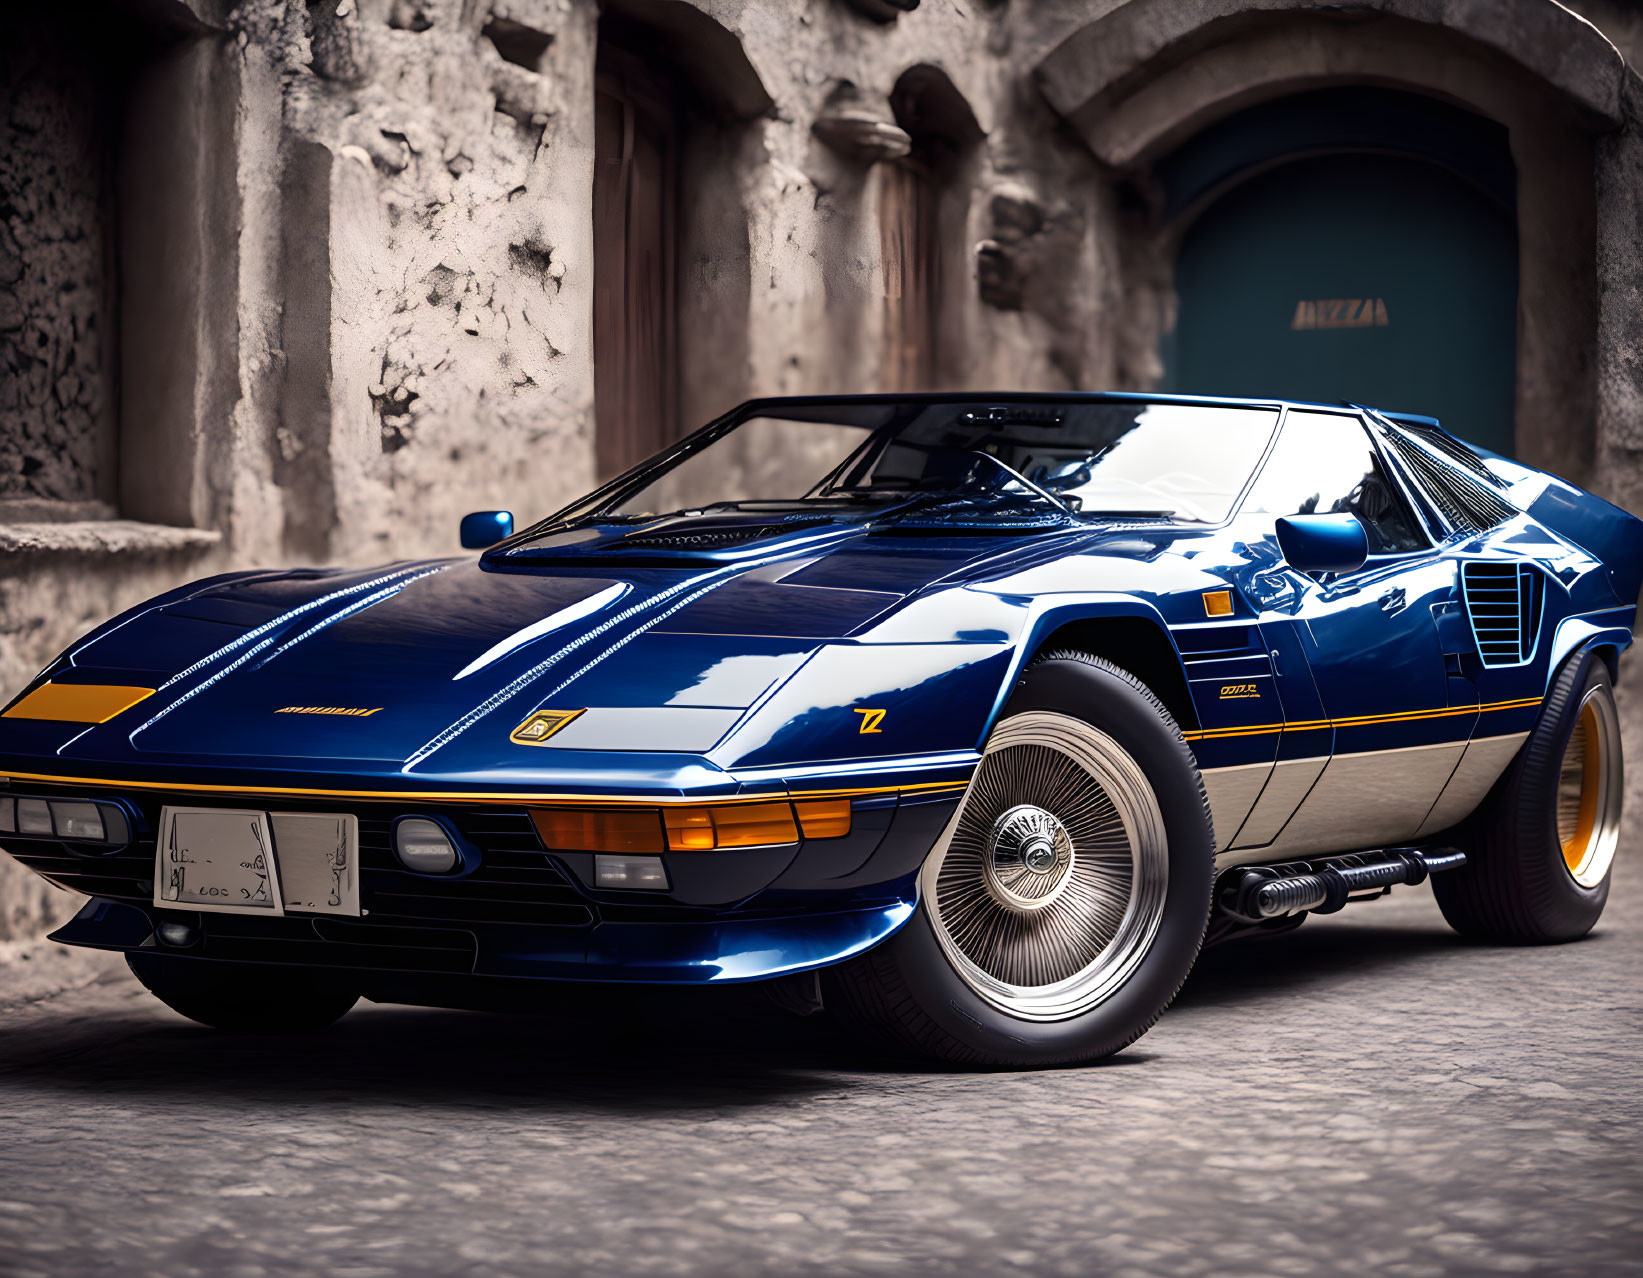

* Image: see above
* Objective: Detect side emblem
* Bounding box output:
[510,708,586,745]
[855,708,886,734]
[275,706,382,717]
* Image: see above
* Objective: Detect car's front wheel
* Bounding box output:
[128,952,359,1033]
[822,652,1214,1067]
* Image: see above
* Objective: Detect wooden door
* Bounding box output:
[593,51,679,478]
[879,160,939,392]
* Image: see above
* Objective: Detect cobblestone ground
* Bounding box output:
[3,777,1641,1276]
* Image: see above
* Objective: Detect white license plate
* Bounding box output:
[154,806,360,917]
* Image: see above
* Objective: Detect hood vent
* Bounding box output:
[1461,561,1544,667]
[497,515,852,566]
[619,518,830,551]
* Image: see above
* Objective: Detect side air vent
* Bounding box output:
[1461,561,1545,667]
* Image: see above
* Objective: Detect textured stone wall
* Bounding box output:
[277,0,602,560]
[1565,0,1643,71]
[264,0,1115,562]
[0,10,119,511]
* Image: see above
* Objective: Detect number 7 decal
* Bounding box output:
[855,708,886,734]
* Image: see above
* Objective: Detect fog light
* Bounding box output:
[393,818,458,873]
[156,921,198,948]
[595,855,669,890]
[51,801,104,841]
[16,799,51,835]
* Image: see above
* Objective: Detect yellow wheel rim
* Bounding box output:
[1555,690,1622,888]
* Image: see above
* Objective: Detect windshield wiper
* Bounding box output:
[962,451,1079,516]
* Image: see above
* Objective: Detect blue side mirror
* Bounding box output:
[1276,513,1368,575]
[460,510,514,549]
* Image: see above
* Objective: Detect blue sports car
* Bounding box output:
[2,394,1637,1066]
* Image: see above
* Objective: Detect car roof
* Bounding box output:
[734,390,1429,422]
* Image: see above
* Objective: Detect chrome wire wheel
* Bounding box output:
[1556,684,1623,888]
[920,710,1170,1022]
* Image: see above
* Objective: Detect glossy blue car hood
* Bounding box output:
[50,527,1083,771]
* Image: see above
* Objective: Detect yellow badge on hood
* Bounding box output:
[511,708,586,745]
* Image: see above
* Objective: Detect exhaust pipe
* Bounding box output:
[1222,848,1466,922]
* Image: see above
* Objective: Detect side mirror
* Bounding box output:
[460,510,514,549]
[1275,513,1367,575]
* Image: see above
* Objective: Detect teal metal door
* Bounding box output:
[1170,152,1518,456]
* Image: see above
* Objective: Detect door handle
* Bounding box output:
[1378,587,1407,615]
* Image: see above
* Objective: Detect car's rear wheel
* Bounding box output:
[822,652,1214,1067]
[128,952,359,1033]
[1433,649,1622,943]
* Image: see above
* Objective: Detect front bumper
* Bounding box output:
[52,893,917,984]
[7,775,961,983]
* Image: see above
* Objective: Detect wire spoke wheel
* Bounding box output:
[1556,685,1622,888]
[921,710,1169,1021]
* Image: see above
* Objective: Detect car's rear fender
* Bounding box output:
[1487,457,1643,608]
[1546,616,1634,690]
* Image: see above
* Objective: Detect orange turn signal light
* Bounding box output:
[794,799,852,838]
[1202,590,1234,617]
[664,802,798,850]
[530,799,852,853]
[530,807,665,853]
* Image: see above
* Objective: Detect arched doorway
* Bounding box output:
[1163,90,1519,456]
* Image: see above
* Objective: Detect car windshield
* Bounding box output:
[544,398,1280,531]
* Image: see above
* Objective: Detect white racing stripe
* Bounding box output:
[400,551,816,773]
[451,583,632,681]
[127,566,448,742]
[153,564,445,693]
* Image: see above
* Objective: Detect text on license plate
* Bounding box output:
[153,806,360,917]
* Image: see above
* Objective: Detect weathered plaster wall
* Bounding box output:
[280,0,602,562]
[272,0,1111,565]
[0,525,220,941]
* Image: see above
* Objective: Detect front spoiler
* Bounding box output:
[51,890,918,985]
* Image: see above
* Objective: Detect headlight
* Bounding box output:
[15,799,51,835]
[51,802,105,840]
[0,796,130,847]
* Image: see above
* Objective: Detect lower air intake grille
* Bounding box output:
[5,787,595,932]
[1461,561,1544,667]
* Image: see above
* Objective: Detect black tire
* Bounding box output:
[821,652,1214,1067]
[127,952,359,1033]
[1433,649,1621,943]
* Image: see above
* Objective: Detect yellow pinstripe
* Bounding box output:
[1181,695,1544,742]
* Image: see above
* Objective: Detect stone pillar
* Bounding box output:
[1593,73,1643,517]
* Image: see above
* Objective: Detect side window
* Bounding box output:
[1377,421,1517,535]
[1241,411,1426,555]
